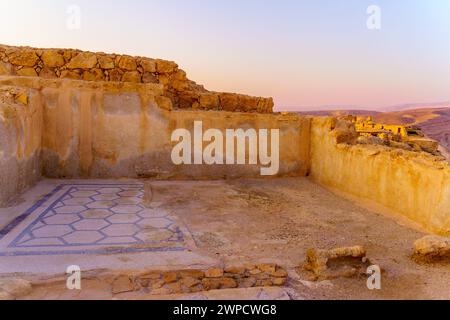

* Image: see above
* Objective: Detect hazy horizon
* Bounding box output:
[277,100,450,112]
[1,0,450,109]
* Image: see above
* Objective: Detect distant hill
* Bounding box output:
[299,107,450,157]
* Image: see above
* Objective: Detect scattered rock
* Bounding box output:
[142,72,158,84]
[413,235,450,262]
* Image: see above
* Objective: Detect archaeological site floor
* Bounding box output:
[0,178,449,300]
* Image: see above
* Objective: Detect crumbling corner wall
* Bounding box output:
[309,117,450,236]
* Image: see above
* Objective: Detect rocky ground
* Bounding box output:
[0,178,449,300]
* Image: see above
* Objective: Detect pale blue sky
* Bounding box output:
[1,0,449,110]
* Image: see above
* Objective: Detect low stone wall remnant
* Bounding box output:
[310,117,450,236]
[0,44,273,113]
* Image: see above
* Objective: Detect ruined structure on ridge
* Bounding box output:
[0,45,449,237]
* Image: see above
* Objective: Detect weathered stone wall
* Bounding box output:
[0,77,309,191]
[310,117,450,236]
[0,84,42,206]
[110,264,288,295]
[0,44,273,113]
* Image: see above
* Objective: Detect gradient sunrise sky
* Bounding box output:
[1,0,449,110]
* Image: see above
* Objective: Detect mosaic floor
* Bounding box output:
[0,183,188,256]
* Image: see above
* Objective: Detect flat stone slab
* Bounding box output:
[0,182,190,256]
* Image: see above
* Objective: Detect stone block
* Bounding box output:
[8,49,39,66]
[17,67,37,77]
[67,52,97,69]
[205,268,224,278]
[414,235,450,262]
[117,56,137,71]
[112,275,135,294]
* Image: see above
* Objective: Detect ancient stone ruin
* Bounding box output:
[0,44,273,113]
[1,45,450,300]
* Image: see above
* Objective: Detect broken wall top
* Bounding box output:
[0,44,273,113]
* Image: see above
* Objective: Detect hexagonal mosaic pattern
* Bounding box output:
[0,184,187,256]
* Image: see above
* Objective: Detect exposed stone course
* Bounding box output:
[0,44,273,113]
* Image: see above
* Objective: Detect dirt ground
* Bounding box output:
[1,177,449,300]
[152,177,450,300]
